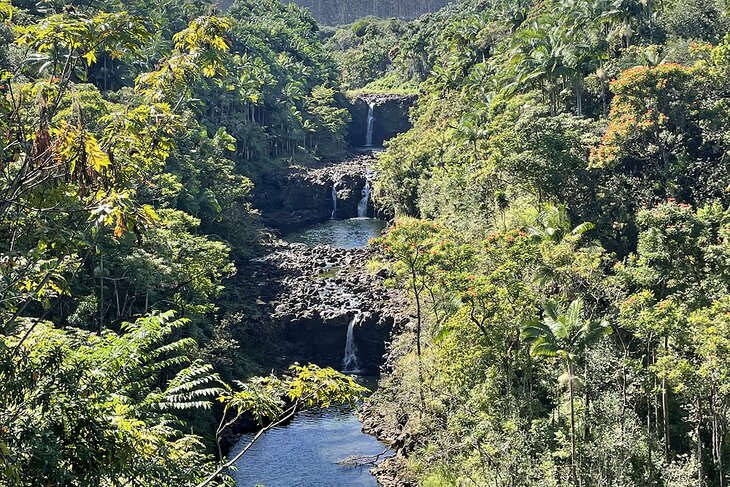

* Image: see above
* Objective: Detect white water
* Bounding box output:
[342,314,360,373]
[365,102,375,147]
[331,186,338,219]
[357,181,371,218]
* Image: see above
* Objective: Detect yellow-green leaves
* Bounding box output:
[219,376,286,425]
[52,121,110,176]
[286,364,368,408]
[14,12,150,68]
[90,191,160,239]
[82,51,97,66]
[0,0,11,22]
[172,15,231,55]
[137,15,231,102]
[216,364,367,424]
[84,133,110,172]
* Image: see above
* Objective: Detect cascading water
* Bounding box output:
[342,314,360,373]
[365,102,375,147]
[331,186,338,219]
[357,181,371,218]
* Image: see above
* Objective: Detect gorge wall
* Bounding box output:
[217,0,453,24]
[348,94,416,148]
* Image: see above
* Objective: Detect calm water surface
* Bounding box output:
[232,404,387,487]
[285,218,386,249]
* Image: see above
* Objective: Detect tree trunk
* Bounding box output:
[697,396,703,487]
[584,359,590,441]
[99,254,104,332]
[648,392,653,482]
[411,265,425,410]
[568,360,577,486]
[662,334,670,460]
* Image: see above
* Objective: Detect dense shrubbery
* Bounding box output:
[0,0,362,484]
[364,0,730,485]
[6,0,730,483]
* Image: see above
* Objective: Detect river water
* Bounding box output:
[285,218,387,249]
[233,218,389,487]
[231,401,387,487]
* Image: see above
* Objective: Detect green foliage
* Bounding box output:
[335,0,730,485]
[10,0,730,484]
[661,0,730,42]
[326,17,409,90]
[0,312,227,486]
[0,1,361,483]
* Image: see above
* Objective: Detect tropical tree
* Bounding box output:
[522,298,611,485]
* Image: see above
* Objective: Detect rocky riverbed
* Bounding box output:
[238,144,411,485]
[239,239,408,374]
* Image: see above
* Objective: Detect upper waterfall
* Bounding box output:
[365,102,375,147]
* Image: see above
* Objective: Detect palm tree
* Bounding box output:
[526,204,595,243]
[455,112,486,163]
[521,298,611,485]
[502,18,581,116]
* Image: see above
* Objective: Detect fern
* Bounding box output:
[150,361,225,412]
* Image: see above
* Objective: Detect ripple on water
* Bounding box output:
[284,218,387,249]
[231,405,388,487]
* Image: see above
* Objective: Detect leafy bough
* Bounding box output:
[199,364,368,487]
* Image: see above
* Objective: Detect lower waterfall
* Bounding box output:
[342,314,360,373]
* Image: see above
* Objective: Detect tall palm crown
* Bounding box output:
[522,297,611,485]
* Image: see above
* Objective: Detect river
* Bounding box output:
[232,218,389,487]
[285,218,387,249]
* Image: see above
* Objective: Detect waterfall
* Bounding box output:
[342,314,360,373]
[365,102,375,147]
[357,181,371,218]
[331,186,337,219]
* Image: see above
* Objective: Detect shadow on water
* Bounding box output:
[231,377,389,487]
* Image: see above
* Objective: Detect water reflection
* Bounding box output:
[232,402,388,487]
[284,218,386,249]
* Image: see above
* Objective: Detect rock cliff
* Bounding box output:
[252,153,390,231]
[348,94,416,148]
[237,240,408,374]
